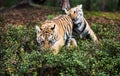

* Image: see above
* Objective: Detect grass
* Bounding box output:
[47,15,55,19]
[0,12,120,76]
[0,24,120,76]
[0,1,120,75]
[84,11,120,20]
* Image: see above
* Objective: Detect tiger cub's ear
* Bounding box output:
[35,25,41,34]
[77,4,82,9]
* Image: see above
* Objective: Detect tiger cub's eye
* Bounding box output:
[41,40,44,44]
[49,40,52,43]
[74,11,76,13]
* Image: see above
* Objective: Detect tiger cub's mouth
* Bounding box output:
[72,18,78,23]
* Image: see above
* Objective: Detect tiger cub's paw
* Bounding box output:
[70,38,77,48]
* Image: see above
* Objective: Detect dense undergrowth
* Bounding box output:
[0,24,120,76]
[0,15,120,76]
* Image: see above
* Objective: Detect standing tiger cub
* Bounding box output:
[64,4,99,44]
[35,15,77,55]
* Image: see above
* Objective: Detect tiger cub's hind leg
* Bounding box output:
[89,29,99,44]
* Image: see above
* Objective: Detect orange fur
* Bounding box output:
[36,15,77,55]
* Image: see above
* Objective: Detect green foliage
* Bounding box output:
[3,0,18,7]
[2,0,119,11]
[46,0,119,11]
[70,0,119,11]
[0,22,120,76]
[106,0,118,11]
[47,15,55,19]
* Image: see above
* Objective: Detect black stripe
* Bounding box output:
[81,20,86,33]
[73,22,82,34]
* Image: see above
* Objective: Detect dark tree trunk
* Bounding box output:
[100,0,106,11]
[16,0,28,4]
[17,0,46,5]
[11,0,46,8]
[0,0,3,6]
[59,0,70,10]
[31,0,46,4]
[117,0,120,10]
[86,0,91,11]
[0,0,4,8]
[0,0,5,11]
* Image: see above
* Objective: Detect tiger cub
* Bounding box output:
[64,4,99,44]
[35,15,77,55]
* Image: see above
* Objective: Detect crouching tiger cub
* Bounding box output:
[64,4,99,44]
[35,15,77,55]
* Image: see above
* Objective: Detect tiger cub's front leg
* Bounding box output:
[52,38,65,55]
[68,38,77,48]
[52,37,77,55]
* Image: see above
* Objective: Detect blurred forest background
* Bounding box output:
[0,0,120,11]
[0,0,120,76]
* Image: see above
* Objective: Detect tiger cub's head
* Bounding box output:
[64,4,83,24]
[35,22,57,52]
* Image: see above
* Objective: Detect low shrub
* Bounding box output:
[0,23,120,76]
